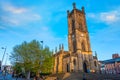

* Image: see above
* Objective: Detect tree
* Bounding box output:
[10,40,53,79]
[40,47,54,73]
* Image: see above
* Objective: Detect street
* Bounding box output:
[0,71,14,80]
[0,71,25,80]
[0,71,35,80]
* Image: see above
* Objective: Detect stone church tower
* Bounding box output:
[53,3,99,73]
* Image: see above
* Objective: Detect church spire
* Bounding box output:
[67,10,70,16]
[55,47,57,53]
[62,44,64,51]
[82,6,85,14]
[73,2,76,9]
[59,44,61,51]
[95,51,98,59]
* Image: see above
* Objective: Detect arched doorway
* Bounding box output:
[83,62,88,73]
[67,64,70,72]
[73,59,76,71]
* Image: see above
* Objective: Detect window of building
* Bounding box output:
[94,61,97,67]
[73,59,76,66]
[72,20,75,32]
[73,40,76,52]
[57,57,59,65]
[72,34,75,41]
[81,41,86,51]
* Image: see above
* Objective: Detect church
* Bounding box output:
[53,3,99,73]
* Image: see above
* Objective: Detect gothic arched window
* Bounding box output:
[72,20,75,32]
[94,61,97,67]
[73,59,76,66]
[57,57,59,65]
[81,41,86,51]
[73,40,76,52]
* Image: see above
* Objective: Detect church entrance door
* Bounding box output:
[67,64,69,72]
[73,59,76,71]
[83,62,87,73]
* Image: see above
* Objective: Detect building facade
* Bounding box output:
[99,54,120,74]
[112,53,120,59]
[53,3,99,73]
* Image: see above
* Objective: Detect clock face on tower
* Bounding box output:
[72,34,75,41]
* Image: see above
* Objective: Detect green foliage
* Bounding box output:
[10,40,53,76]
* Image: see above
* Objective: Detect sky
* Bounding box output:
[0,0,120,65]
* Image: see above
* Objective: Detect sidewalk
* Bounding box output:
[12,78,34,80]
[0,72,34,80]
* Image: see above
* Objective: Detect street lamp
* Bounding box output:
[1,47,7,70]
[40,41,43,49]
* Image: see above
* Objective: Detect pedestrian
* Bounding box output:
[33,77,36,80]
[2,70,6,79]
[16,74,18,80]
[83,74,87,80]
[12,71,14,77]
[33,76,38,80]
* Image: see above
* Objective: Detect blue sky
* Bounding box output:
[0,0,120,65]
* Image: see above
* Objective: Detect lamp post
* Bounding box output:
[40,41,43,49]
[1,47,7,70]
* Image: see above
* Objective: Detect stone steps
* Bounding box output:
[46,72,120,80]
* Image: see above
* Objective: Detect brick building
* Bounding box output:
[100,54,120,74]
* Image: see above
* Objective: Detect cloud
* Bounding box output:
[87,9,120,24]
[1,16,20,25]
[0,1,68,52]
[87,8,120,58]
[100,11,119,23]
[0,2,41,26]
[88,10,120,42]
[2,3,27,14]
